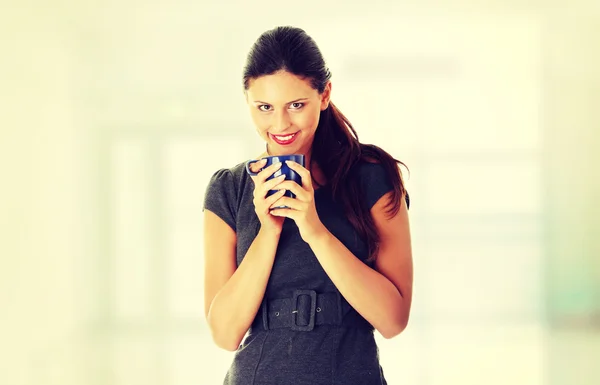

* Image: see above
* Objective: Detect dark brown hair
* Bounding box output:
[243,26,409,262]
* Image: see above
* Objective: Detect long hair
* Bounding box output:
[243,26,409,263]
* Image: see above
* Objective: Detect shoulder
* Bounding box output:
[353,158,391,180]
[351,158,410,210]
[206,161,247,190]
[352,158,395,191]
[203,161,250,232]
[349,159,393,209]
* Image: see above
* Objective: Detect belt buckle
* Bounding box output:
[291,289,317,331]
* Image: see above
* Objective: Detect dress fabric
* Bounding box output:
[203,159,409,385]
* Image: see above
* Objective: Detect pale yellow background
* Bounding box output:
[1,1,599,384]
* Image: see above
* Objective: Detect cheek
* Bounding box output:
[249,111,269,133]
[295,109,320,132]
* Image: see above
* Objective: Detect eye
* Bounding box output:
[258,105,272,112]
[290,102,304,109]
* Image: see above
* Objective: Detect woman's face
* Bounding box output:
[245,70,331,156]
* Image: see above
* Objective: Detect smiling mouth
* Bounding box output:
[271,132,299,145]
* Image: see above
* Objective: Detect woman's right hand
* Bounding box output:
[249,159,287,234]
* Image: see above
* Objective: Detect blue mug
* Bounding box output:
[245,154,305,206]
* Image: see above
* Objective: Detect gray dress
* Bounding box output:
[203,159,409,385]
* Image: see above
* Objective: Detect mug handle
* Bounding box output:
[245,159,262,176]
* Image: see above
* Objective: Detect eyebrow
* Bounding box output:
[253,98,309,105]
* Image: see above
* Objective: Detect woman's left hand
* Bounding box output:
[270,160,327,244]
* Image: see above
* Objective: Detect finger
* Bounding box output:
[275,181,310,201]
[256,161,283,183]
[261,174,286,195]
[250,161,282,186]
[270,208,294,219]
[264,188,286,207]
[285,161,312,189]
[270,196,303,211]
[254,188,285,214]
[249,159,267,174]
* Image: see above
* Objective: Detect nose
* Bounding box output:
[272,110,292,133]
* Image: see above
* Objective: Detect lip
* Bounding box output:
[270,132,299,145]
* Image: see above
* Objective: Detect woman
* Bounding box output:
[203,26,412,385]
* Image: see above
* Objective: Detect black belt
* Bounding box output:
[249,289,373,333]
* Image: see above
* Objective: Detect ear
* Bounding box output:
[320,82,332,111]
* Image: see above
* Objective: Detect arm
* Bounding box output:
[203,210,280,351]
[307,192,413,339]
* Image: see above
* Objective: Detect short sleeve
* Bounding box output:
[357,162,394,209]
[203,168,238,231]
[357,162,410,210]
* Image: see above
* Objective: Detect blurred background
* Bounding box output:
[1,0,599,384]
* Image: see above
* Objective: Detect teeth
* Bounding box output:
[275,133,295,141]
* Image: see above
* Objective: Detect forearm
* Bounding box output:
[307,229,409,339]
[207,228,280,350]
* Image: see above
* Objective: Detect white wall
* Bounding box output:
[1,1,599,384]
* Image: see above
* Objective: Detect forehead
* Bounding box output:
[247,71,318,103]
